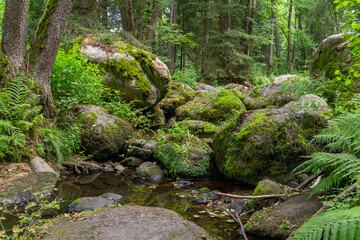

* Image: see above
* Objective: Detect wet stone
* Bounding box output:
[68,197,115,213]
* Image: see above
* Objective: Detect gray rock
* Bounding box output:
[102,164,114,172]
[75,105,133,160]
[43,205,212,240]
[114,164,126,173]
[273,74,298,84]
[143,140,157,150]
[136,162,164,182]
[195,84,219,92]
[193,194,208,205]
[174,180,192,187]
[63,161,102,174]
[99,193,123,202]
[68,197,115,213]
[0,172,58,205]
[207,191,220,201]
[229,200,246,212]
[30,156,59,178]
[283,94,330,112]
[246,190,323,239]
[127,146,153,161]
[121,157,144,168]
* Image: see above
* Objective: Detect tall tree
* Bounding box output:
[167,0,178,74]
[28,0,74,118]
[2,0,30,71]
[124,0,134,31]
[147,0,162,42]
[287,0,293,71]
[201,0,210,77]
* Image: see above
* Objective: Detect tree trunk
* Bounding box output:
[228,0,231,32]
[28,0,74,118]
[298,12,306,67]
[270,0,280,59]
[167,0,178,74]
[201,0,210,77]
[287,0,293,71]
[290,9,297,72]
[72,0,97,16]
[246,0,257,56]
[2,0,30,71]
[147,0,162,42]
[99,0,108,28]
[158,9,163,56]
[219,0,226,33]
[124,0,134,31]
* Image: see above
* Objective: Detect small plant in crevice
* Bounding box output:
[0,74,43,161]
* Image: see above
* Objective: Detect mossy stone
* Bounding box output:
[213,108,327,185]
[76,105,133,160]
[176,90,246,124]
[154,133,213,178]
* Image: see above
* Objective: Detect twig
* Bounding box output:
[214,191,288,199]
[295,174,315,190]
[223,208,249,240]
[310,175,322,189]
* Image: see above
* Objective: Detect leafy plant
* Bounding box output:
[0,194,60,239]
[0,75,43,160]
[292,207,360,240]
[294,113,360,195]
[173,65,199,88]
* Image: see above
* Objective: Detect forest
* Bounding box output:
[0,0,360,239]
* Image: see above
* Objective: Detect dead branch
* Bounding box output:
[295,174,315,190]
[223,208,249,240]
[214,191,288,199]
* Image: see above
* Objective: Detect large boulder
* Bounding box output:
[80,37,170,108]
[0,172,58,205]
[213,108,327,185]
[283,94,330,112]
[245,190,322,239]
[43,205,212,240]
[176,90,246,124]
[309,33,352,78]
[154,133,213,178]
[69,197,115,213]
[175,120,222,139]
[76,105,133,160]
[157,81,195,117]
[135,162,164,182]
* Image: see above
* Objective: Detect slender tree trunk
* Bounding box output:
[147,0,162,41]
[287,0,293,71]
[201,0,210,77]
[124,0,134,31]
[99,0,108,28]
[269,0,276,68]
[291,9,297,72]
[228,0,231,31]
[270,0,280,59]
[158,9,163,56]
[219,0,226,33]
[298,12,306,66]
[167,0,178,74]
[2,0,30,71]
[28,0,74,118]
[246,0,257,56]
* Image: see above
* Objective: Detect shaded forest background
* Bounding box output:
[0,0,348,86]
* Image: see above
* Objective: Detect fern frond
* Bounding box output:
[293,207,360,240]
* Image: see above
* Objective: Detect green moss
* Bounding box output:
[154,133,212,178]
[105,58,151,96]
[214,109,327,185]
[73,198,84,205]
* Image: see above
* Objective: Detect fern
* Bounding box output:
[293,207,360,240]
[294,113,360,194]
[0,75,43,160]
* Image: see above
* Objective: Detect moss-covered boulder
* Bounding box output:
[136,162,164,182]
[248,179,286,210]
[154,133,213,178]
[283,94,330,112]
[309,33,351,78]
[213,108,327,185]
[157,81,195,117]
[176,90,246,124]
[80,37,170,108]
[175,120,222,139]
[76,105,133,160]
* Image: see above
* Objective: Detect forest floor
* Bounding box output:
[0,163,32,192]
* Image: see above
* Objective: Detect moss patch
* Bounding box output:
[213,109,327,185]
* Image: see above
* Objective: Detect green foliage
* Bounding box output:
[0,75,43,160]
[37,126,81,165]
[295,114,360,195]
[292,207,360,240]
[173,65,199,88]
[0,194,60,239]
[51,44,104,112]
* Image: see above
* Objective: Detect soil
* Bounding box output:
[0,163,32,193]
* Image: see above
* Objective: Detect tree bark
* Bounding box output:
[124,0,134,31]
[28,0,74,118]
[245,0,257,56]
[2,0,30,71]
[298,12,306,67]
[290,9,297,72]
[147,0,162,41]
[72,0,97,16]
[201,0,210,77]
[287,0,293,71]
[167,0,178,74]
[228,0,231,32]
